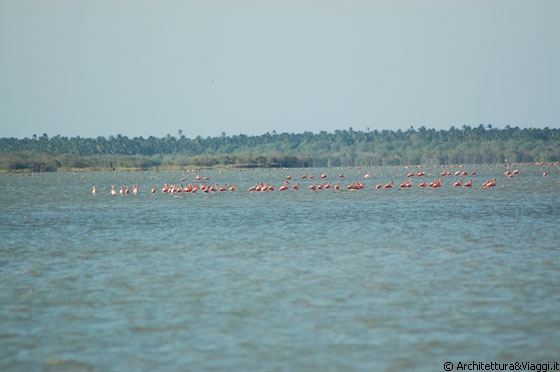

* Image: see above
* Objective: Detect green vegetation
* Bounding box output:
[1,125,558,172]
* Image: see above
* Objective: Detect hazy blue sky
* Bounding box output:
[1,0,558,139]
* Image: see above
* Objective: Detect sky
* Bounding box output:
[1,0,559,139]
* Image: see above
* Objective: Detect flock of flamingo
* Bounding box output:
[91,163,553,196]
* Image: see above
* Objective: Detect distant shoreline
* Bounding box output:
[1,126,558,173]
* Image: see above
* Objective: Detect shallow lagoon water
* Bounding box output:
[1,165,559,371]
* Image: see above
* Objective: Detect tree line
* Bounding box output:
[1,125,558,172]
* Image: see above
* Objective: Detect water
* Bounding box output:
[1,165,559,371]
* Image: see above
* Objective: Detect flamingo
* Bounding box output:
[482,178,497,188]
[292,182,300,190]
[400,179,413,188]
[111,185,117,196]
[430,179,443,188]
[383,180,393,189]
[92,186,97,195]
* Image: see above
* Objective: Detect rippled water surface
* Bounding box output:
[1,165,559,371]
